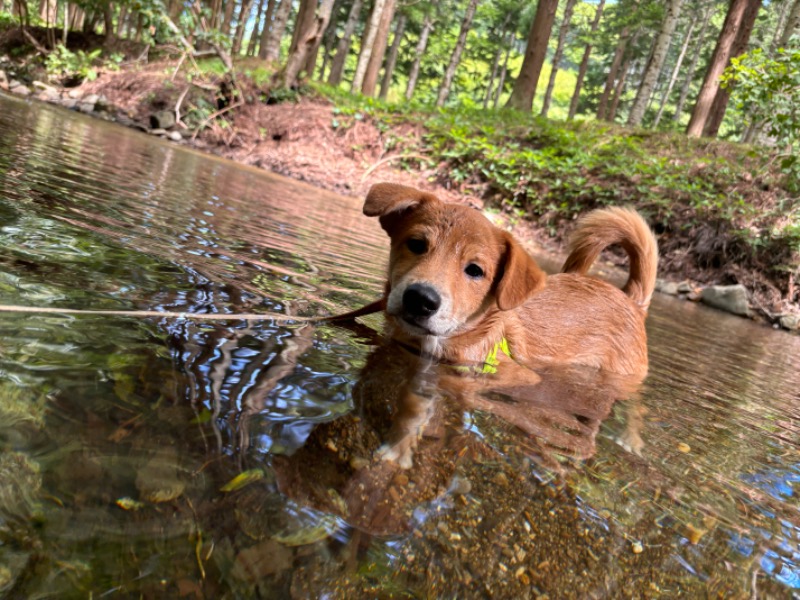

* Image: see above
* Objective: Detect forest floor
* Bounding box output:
[1,30,798,329]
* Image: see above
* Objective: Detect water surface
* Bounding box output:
[1,93,799,598]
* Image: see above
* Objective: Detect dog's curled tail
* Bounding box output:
[562,207,659,312]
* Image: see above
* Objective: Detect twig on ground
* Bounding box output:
[22,28,49,55]
[171,52,187,80]
[361,153,431,182]
[191,100,244,140]
[175,85,190,128]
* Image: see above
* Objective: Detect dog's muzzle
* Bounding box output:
[402,283,441,320]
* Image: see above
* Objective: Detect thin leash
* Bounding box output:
[0,298,385,324]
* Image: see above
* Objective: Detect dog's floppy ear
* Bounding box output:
[363,183,439,234]
[496,235,546,311]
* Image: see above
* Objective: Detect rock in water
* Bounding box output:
[700,284,750,316]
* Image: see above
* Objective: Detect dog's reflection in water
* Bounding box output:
[273,339,644,536]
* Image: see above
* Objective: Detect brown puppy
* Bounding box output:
[364,182,658,377]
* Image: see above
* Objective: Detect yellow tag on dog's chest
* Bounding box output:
[449,338,512,375]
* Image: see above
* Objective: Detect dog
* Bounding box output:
[364,182,658,379]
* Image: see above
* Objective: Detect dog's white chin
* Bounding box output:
[396,316,454,338]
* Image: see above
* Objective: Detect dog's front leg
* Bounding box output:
[375,377,439,469]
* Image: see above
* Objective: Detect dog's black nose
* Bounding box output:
[403,284,441,317]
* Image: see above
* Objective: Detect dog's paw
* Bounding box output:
[375,437,417,470]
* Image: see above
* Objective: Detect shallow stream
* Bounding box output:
[1,93,799,598]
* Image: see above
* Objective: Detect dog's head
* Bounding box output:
[364,183,546,339]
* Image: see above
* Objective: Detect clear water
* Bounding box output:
[0,94,798,598]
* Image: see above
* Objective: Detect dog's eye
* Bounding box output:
[406,238,427,255]
[465,263,484,278]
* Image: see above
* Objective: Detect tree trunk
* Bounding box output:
[494,29,513,107]
[608,52,636,121]
[627,0,685,126]
[597,27,631,120]
[352,0,388,92]
[70,4,86,30]
[39,0,56,26]
[232,0,255,54]
[247,0,268,56]
[484,20,508,109]
[506,0,558,111]
[436,0,480,107]
[221,0,237,37]
[379,13,407,100]
[568,0,605,119]
[653,17,696,127]
[362,0,398,96]
[278,0,335,88]
[541,0,578,117]
[256,0,277,59]
[778,0,800,48]
[103,3,115,43]
[327,0,363,85]
[405,12,433,100]
[317,0,343,79]
[116,4,127,36]
[702,0,760,137]
[673,2,715,122]
[304,0,343,78]
[263,0,292,62]
[687,0,752,137]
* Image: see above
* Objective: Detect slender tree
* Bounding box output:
[256,0,277,59]
[405,12,434,100]
[232,0,256,54]
[362,0,398,95]
[277,0,335,88]
[352,0,388,92]
[484,15,511,108]
[506,0,558,111]
[702,0,760,137]
[687,0,753,137]
[436,0,481,107]
[568,0,606,120]
[328,0,364,85]
[262,0,292,62]
[247,0,269,56]
[627,0,685,126]
[653,16,696,127]
[597,26,632,120]
[494,28,514,107]
[541,0,578,117]
[379,14,407,100]
[304,0,344,76]
[221,0,236,36]
[608,43,638,120]
[673,1,716,122]
[777,0,800,48]
[317,1,344,78]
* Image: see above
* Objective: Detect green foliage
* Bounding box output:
[316,83,799,272]
[724,39,800,192]
[45,45,102,82]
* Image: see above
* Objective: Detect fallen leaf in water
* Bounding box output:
[220,469,264,492]
[272,514,338,546]
[135,447,186,503]
[685,523,707,544]
[116,497,145,511]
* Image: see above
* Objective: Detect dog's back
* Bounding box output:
[510,208,658,377]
